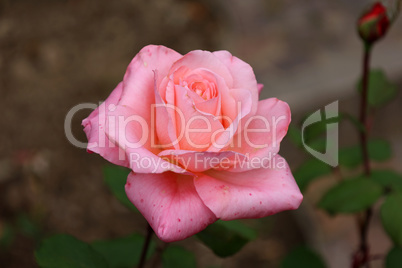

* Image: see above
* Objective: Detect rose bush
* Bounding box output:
[83,45,302,242]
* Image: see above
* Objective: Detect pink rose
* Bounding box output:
[83,45,302,242]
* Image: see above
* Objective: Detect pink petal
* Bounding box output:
[82,82,129,167]
[119,45,182,115]
[105,105,188,174]
[213,50,259,115]
[156,74,214,151]
[194,155,303,220]
[173,84,225,151]
[207,88,252,152]
[169,50,234,89]
[183,69,226,121]
[229,98,291,172]
[125,172,217,242]
[194,97,220,116]
[158,150,247,173]
[257,83,264,94]
[153,74,181,150]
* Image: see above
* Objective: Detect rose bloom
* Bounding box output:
[83,45,302,242]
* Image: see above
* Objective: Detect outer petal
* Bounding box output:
[125,172,217,242]
[119,45,182,109]
[105,105,188,174]
[119,46,181,152]
[83,45,183,169]
[194,155,303,220]
[82,82,129,167]
[228,98,291,172]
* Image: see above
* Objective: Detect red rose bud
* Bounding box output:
[358,2,391,44]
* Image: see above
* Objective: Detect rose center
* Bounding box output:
[190,81,208,98]
[185,78,217,100]
[171,68,219,101]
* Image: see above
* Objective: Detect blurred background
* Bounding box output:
[0,0,401,267]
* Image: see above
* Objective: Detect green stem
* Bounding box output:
[138,224,153,268]
[360,45,371,178]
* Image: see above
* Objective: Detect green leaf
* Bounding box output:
[319,178,382,214]
[306,138,328,154]
[357,69,398,107]
[281,246,326,268]
[386,247,402,268]
[381,194,402,247]
[369,170,402,192]
[302,115,340,144]
[197,220,257,257]
[339,146,361,168]
[91,234,155,268]
[103,165,137,212]
[293,159,332,192]
[35,234,108,268]
[303,119,326,143]
[369,139,392,161]
[339,139,392,168]
[162,246,197,268]
[219,220,257,240]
